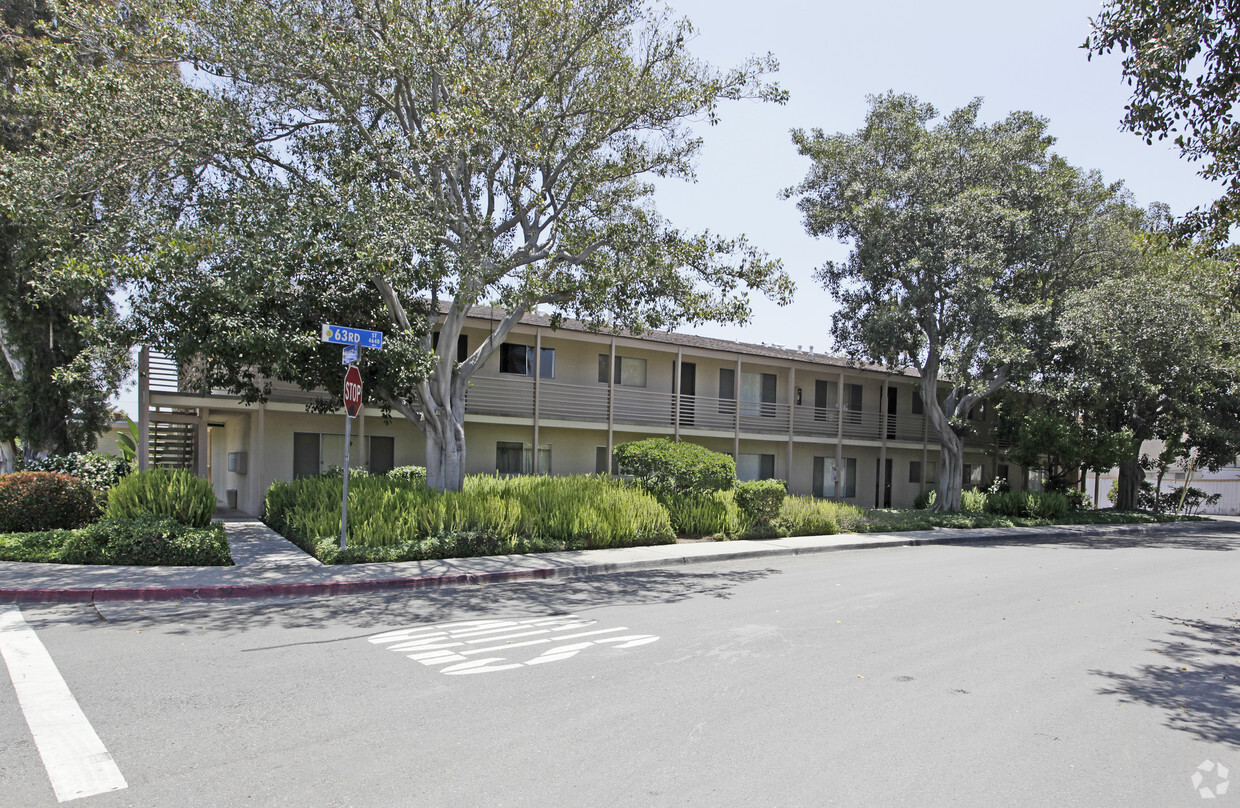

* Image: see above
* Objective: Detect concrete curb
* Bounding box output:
[0,519,1234,604]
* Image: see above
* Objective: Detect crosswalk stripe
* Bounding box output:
[0,605,127,803]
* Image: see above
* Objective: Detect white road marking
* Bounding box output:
[370,614,659,675]
[0,605,128,802]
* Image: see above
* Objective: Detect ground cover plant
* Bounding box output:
[0,516,231,565]
[265,474,675,563]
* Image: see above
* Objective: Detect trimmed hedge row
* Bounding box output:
[0,473,98,532]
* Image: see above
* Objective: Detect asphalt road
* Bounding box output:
[2,528,1238,808]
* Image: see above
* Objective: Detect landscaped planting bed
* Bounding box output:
[0,516,232,566]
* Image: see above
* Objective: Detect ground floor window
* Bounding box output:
[813,456,857,498]
[369,436,395,475]
[909,460,922,484]
[963,463,984,488]
[294,431,366,477]
[595,446,611,475]
[737,453,775,482]
[497,441,551,475]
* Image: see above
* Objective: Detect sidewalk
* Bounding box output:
[1,517,1236,604]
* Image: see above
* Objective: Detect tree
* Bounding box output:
[785,93,1135,511]
[1086,0,1240,242]
[135,0,793,491]
[994,399,1132,494]
[1054,236,1240,510]
[0,0,219,467]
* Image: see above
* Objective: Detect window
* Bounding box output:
[501,344,555,378]
[293,432,355,478]
[962,463,984,488]
[431,332,469,363]
[719,368,736,414]
[595,446,612,475]
[368,436,395,475]
[496,441,551,475]
[740,371,777,416]
[598,354,647,387]
[844,383,863,411]
[996,464,1009,483]
[737,453,775,482]
[909,460,922,484]
[814,379,837,421]
[813,456,857,497]
[911,390,924,415]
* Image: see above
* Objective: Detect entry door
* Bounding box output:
[679,362,696,427]
[875,457,893,508]
[886,386,898,439]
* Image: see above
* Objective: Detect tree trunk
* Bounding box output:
[0,439,15,474]
[424,398,467,492]
[932,430,964,512]
[1115,457,1143,511]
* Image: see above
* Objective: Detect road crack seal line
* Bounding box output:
[368,614,659,675]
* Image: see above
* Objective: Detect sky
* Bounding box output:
[649,0,1223,349]
[114,0,1221,416]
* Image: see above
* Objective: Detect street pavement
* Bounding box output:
[1,524,1238,807]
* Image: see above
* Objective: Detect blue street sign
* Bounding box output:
[321,323,384,350]
[341,345,358,364]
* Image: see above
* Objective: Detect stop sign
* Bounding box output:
[343,365,363,417]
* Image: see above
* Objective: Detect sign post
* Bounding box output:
[321,324,382,549]
[340,365,364,549]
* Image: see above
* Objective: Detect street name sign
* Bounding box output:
[341,345,358,364]
[321,323,384,350]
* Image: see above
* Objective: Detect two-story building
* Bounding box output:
[136,306,1020,516]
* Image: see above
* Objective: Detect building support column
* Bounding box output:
[733,355,741,460]
[835,370,844,498]
[197,407,210,481]
[137,346,150,472]
[533,329,542,467]
[606,336,616,474]
[879,376,888,508]
[673,348,682,441]
[786,366,796,487]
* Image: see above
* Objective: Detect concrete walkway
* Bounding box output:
[0,517,1236,604]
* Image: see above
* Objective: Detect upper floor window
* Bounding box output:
[598,354,647,387]
[431,332,469,363]
[911,389,924,415]
[501,343,554,378]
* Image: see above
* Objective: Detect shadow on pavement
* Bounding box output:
[1091,614,1240,747]
[934,529,1240,553]
[73,566,782,638]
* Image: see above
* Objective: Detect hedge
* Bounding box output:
[612,438,736,495]
[0,472,99,532]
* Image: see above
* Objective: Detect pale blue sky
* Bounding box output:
[654,0,1222,349]
[115,0,1218,416]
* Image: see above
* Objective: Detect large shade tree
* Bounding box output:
[135,0,792,490]
[1087,0,1240,245]
[1054,236,1240,510]
[785,92,1136,511]
[0,0,220,466]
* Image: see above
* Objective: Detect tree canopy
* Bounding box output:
[1087,0,1240,241]
[132,0,793,490]
[785,92,1136,511]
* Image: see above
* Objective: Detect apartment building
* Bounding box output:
[137,306,1020,516]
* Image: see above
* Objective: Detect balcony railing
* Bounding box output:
[148,350,1004,448]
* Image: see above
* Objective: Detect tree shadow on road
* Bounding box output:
[70,566,783,638]
[1091,614,1240,748]
[934,529,1240,553]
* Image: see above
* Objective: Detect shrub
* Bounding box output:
[319,465,369,479]
[24,453,130,491]
[266,473,675,558]
[913,489,936,510]
[57,516,231,565]
[106,468,216,527]
[660,490,740,538]
[387,465,427,484]
[984,490,1070,520]
[734,479,787,526]
[960,488,987,514]
[612,438,736,495]
[0,472,99,532]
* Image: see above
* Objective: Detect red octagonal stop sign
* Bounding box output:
[343,365,363,417]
